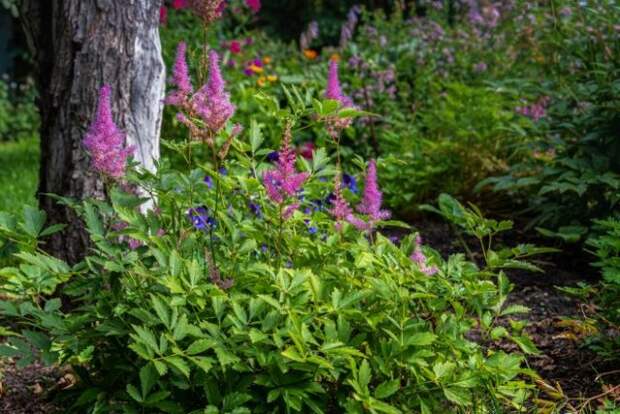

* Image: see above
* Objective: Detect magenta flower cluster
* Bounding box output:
[263,125,309,219]
[166,43,235,134]
[516,96,550,122]
[83,85,134,179]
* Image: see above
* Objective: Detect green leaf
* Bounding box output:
[358,360,371,390]
[140,364,158,397]
[21,206,46,237]
[186,339,216,355]
[126,384,143,402]
[165,356,190,378]
[443,386,471,406]
[406,332,436,347]
[512,335,540,355]
[374,379,400,399]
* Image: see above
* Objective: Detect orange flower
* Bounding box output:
[303,49,318,60]
[257,76,267,87]
[248,64,264,74]
[330,53,340,62]
[262,56,272,65]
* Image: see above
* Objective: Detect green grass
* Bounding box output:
[0,138,39,214]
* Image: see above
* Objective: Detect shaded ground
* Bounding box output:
[1,216,618,412]
[0,360,60,414]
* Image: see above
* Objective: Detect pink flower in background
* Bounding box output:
[410,235,438,276]
[245,0,261,13]
[159,6,168,24]
[263,124,308,219]
[324,60,356,138]
[516,96,550,122]
[172,0,188,9]
[192,50,235,132]
[325,60,353,108]
[165,42,193,106]
[229,40,242,54]
[346,160,390,231]
[83,85,134,179]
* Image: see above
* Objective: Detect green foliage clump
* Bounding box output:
[0,107,539,412]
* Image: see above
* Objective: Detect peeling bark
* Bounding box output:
[20,0,165,262]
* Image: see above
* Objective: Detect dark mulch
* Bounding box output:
[0,359,61,414]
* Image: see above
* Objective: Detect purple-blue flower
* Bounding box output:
[188,207,216,230]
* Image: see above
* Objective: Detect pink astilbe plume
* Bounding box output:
[324,61,355,138]
[192,50,235,133]
[165,42,193,106]
[263,124,309,218]
[245,0,261,13]
[347,160,390,231]
[329,174,354,231]
[83,85,134,179]
[325,60,353,108]
[410,235,438,276]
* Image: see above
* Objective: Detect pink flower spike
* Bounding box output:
[262,124,309,210]
[356,160,390,222]
[410,235,438,276]
[83,85,134,179]
[165,42,193,106]
[245,0,261,13]
[325,60,353,108]
[192,50,235,132]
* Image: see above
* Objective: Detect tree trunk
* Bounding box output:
[20,0,165,263]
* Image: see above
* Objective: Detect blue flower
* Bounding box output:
[249,202,262,218]
[188,207,216,230]
[203,175,213,188]
[219,167,228,176]
[343,173,358,193]
[267,151,279,162]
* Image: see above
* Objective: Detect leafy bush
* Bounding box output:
[0,82,539,412]
[480,2,620,240]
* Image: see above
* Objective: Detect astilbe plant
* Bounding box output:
[324,60,355,139]
[262,123,309,220]
[346,159,390,231]
[83,85,134,179]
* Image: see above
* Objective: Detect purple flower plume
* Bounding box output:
[83,85,134,179]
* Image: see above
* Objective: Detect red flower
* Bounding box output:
[229,40,242,54]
